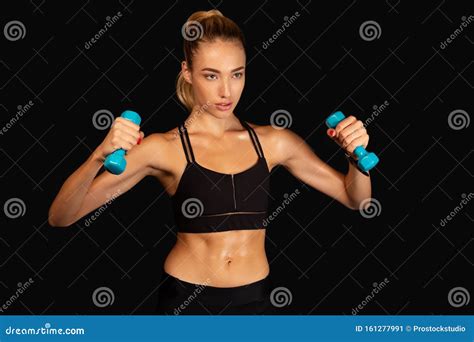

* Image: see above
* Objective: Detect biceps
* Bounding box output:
[74,149,150,221]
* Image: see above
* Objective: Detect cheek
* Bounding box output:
[231,79,245,97]
[193,79,214,99]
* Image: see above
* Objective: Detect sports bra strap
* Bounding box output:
[238,118,265,159]
[178,119,265,163]
[178,124,195,163]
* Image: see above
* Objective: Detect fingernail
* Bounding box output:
[137,137,142,145]
[329,129,336,137]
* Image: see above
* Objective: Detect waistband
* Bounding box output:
[160,271,273,306]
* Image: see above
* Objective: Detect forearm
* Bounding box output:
[48,151,104,226]
[344,160,372,209]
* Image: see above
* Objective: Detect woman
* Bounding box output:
[48,10,372,315]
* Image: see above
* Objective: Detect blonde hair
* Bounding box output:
[176,10,245,112]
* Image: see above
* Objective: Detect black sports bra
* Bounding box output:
[171,118,270,233]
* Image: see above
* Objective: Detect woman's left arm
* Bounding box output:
[269,116,372,210]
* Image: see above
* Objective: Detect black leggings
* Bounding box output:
[155,271,274,315]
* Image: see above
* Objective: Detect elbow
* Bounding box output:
[347,197,373,211]
[48,216,65,228]
[48,208,74,228]
[347,202,360,211]
[49,218,73,228]
[48,218,63,228]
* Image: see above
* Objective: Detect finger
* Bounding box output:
[117,131,140,147]
[121,142,135,151]
[111,137,134,151]
[118,128,140,142]
[346,136,369,154]
[115,117,140,131]
[335,116,357,137]
[339,120,363,141]
[341,127,366,148]
[327,128,336,138]
[137,131,144,144]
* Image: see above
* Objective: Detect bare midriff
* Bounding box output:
[163,228,269,288]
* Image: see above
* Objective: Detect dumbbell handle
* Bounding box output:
[104,110,141,175]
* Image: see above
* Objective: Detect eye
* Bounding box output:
[204,74,217,80]
[233,72,243,79]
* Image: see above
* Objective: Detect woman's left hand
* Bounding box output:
[327,115,369,158]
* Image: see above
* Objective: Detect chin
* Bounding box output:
[212,111,234,119]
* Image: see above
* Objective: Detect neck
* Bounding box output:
[186,108,240,137]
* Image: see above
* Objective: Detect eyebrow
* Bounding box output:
[200,66,245,73]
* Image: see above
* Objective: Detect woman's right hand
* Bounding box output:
[95,117,145,160]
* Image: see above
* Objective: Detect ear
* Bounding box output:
[181,61,192,84]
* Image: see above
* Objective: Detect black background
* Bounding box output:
[0,0,472,315]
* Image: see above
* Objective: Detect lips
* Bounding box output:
[215,102,233,111]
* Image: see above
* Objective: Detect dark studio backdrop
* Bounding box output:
[0,0,472,315]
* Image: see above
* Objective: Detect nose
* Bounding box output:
[219,78,231,99]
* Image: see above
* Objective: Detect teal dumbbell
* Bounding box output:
[104,110,141,175]
[325,111,379,172]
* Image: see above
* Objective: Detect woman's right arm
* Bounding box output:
[48,117,167,227]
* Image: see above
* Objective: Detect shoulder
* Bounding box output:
[245,121,301,149]
[244,121,302,166]
[137,127,184,175]
[142,126,183,149]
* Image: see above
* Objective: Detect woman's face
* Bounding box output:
[183,39,246,118]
